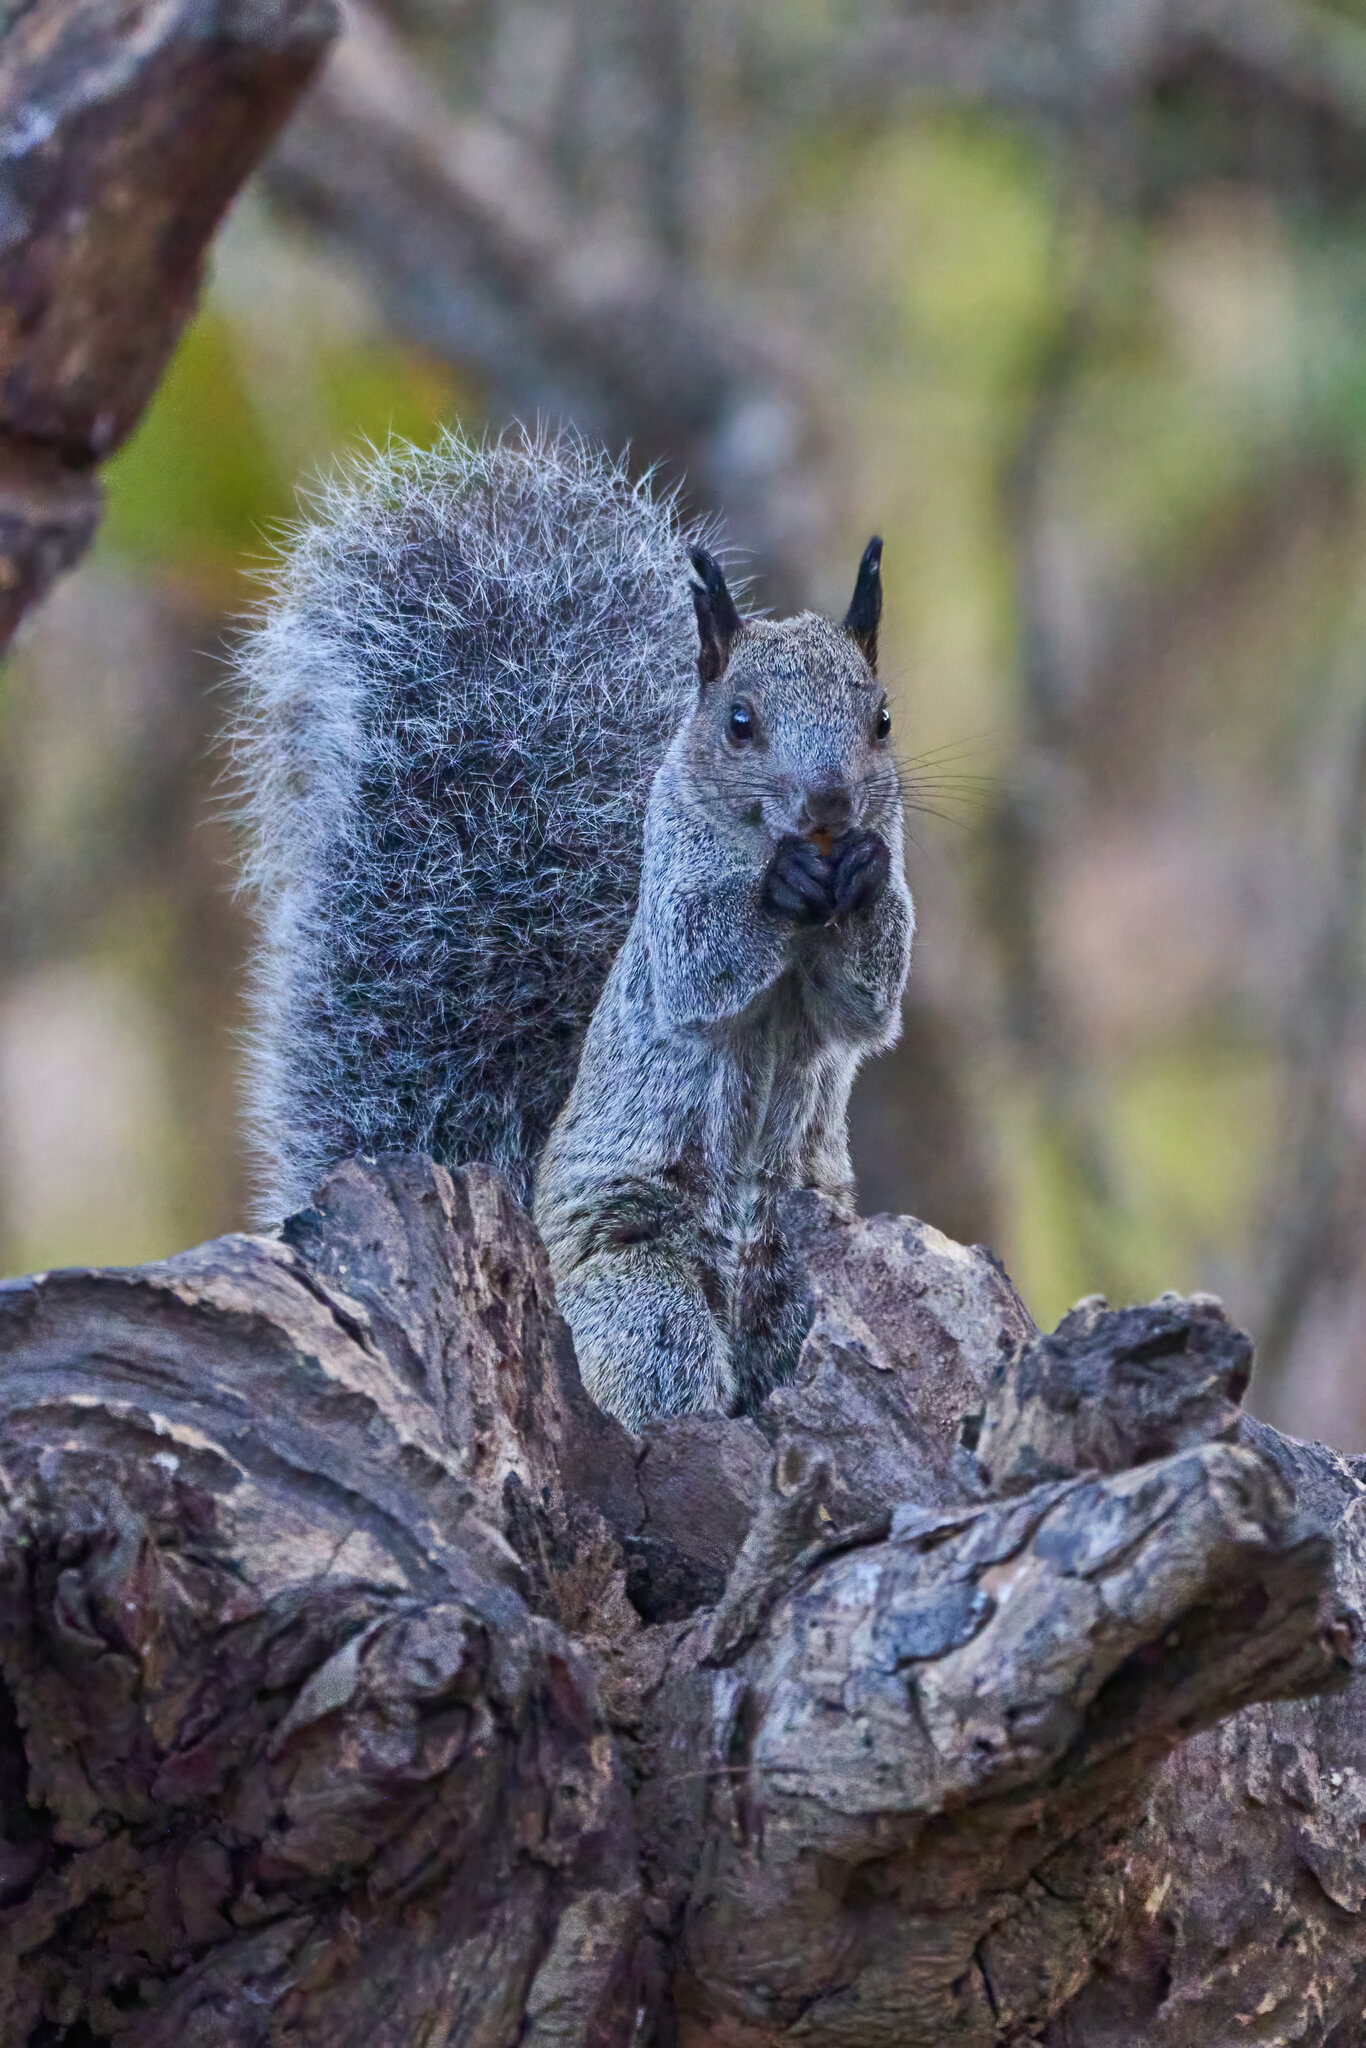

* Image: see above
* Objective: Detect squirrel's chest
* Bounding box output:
[702,1000,822,1184]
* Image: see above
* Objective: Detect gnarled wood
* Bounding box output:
[0,1152,1360,2043]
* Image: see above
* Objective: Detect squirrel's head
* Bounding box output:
[682,539,899,845]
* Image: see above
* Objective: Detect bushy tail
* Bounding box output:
[231,425,703,1220]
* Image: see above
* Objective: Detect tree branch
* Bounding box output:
[0,0,338,649]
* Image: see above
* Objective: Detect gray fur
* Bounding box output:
[535,612,914,1431]
[236,428,913,1433]
[232,426,704,1217]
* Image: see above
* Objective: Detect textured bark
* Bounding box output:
[0,0,337,649]
[0,1152,1362,2044]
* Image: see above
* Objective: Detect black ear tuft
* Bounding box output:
[688,546,744,686]
[843,535,883,670]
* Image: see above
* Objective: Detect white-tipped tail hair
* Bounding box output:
[230,424,705,1220]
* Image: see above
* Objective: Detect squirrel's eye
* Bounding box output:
[875,702,892,741]
[728,703,755,744]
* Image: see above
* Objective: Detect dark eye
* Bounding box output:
[728,702,755,744]
[875,701,892,741]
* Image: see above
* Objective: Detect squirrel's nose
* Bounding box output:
[799,780,853,835]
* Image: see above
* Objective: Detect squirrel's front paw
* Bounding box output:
[763,836,835,924]
[829,829,890,919]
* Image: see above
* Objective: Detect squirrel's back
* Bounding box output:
[233,426,702,1219]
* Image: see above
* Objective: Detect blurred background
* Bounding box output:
[4,0,1366,1442]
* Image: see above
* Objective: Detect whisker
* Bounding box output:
[894,730,997,771]
[903,800,976,831]
[900,774,994,796]
[901,786,993,808]
[900,821,950,873]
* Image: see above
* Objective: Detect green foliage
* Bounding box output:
[99,297,465,598]
[100,313,285,576]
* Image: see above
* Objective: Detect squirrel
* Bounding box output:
[233,426,914,1432]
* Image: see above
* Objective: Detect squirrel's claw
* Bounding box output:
[830,830,891,920]
[764,831,890,926]
[764,836,836,925]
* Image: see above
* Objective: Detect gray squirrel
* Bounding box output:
[234,426,913,1431]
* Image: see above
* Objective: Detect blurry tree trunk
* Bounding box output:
[0,0,337,651]
[1252,590,1366,1418]
[845,999,1000,1246]
[0,1150,1364,2044]
[977,281,1127,1288]
[264,0,830,612]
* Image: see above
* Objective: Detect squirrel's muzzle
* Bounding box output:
[799,779,854,845]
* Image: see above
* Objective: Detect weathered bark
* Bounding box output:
[0,1165,643,2045]
[0,1151,1361,2043]
[0,0,337,650]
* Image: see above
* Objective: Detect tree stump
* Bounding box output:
[0,1152,1361,2044]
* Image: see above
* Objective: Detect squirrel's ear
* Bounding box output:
[843,536,883,671]
[688,547,743,686]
